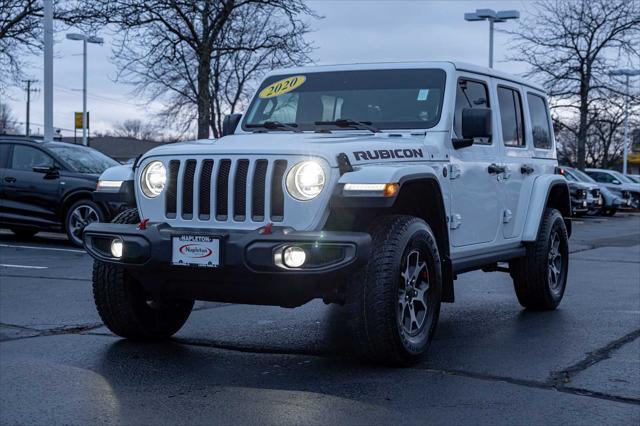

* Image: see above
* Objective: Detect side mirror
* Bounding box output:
[462,108,492,140]
[452,108,492,150]
[33,165,59,178]
[222,114,242,137]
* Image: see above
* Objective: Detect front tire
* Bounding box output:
[92,208,194,339]
[346,215,442,366]
[65,199,105,247]
[510,208,569,310]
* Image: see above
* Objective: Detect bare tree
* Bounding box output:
[0,0,42,91]
[508,0,640,170]
[0,102,19,134]
[112,118,159,140]
[555,93,639,168]
[66,0,315,139]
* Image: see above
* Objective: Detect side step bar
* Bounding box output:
[452,246,526,275]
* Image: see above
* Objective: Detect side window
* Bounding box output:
[527,93,552,149]
[0,144,10,168]
[587,172,611,183]
[10,145,54,171]
[454,79,491,144]
[497,86,525,147]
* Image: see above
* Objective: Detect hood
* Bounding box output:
[140,131,448,167]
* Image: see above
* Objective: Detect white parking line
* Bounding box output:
[0,264,48,269]
[0,244,85,253]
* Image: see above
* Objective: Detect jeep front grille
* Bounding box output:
[165,158,287,223]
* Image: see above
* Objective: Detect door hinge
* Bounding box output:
[449,214,462,229]
[448,164,461,180]
[503,209,513,223]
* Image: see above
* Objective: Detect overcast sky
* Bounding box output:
[6,0,534,136]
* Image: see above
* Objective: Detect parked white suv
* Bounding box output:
[85,62,571,366]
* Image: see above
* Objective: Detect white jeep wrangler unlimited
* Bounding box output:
[85,62,571,366]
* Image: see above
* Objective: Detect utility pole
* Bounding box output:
[22,79,38,136]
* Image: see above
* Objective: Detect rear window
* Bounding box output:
[527,93,552,149]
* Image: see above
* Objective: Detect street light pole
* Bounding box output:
[609,68,640,175]
[66,33,103,146]
[464,9,519,69]
[488,19,494,69]
[43,0,53,141]
[83,38,87,146]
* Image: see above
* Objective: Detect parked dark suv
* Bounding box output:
[0,137,122,246]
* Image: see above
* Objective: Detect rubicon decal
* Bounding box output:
[179,243,213,258]
[353,149,424,161]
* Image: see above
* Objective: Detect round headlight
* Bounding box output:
[140,161,166,198]
[286,161,325,201]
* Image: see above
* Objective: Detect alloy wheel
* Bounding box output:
[397,249,430,336]
[548,230,563,293]
[69,204,99,245]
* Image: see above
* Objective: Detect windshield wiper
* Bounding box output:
[315,119,380,133]
[245,121,302,133]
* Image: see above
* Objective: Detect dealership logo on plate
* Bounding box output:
[179,243,213,258]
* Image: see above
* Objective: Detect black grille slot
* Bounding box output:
[199,160,214,219]
[234,160,250,221]
[271,160,287,222]
[182,159,197,219]
[216,160,232,220]
[252,160,268,221]
[165,160,180,218]
[591,189,600,198]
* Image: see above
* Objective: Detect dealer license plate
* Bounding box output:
[171,235,220,268]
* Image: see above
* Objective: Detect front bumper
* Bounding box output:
[83,222,371,306]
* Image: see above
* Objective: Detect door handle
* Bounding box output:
[521,164,535,175]
[487,164,506,175]
[4,176,16,183]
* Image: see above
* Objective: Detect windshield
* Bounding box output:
[568,168,596,183]
[243,69,446,132]
[611,171,634,183]
[49,145,118,174]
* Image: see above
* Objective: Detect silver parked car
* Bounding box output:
[585,169,640,210]
[558,166,624,216]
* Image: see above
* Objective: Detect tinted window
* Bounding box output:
[0,144,10,168]
[587,171,616,183]
[527,93,552,149]
[48,145,118,174]
[454,79,490,144]
[498,87,525,147]
[10,145,54,170]
[245,69,447,131]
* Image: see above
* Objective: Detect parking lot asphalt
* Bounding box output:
[1,214,639,425]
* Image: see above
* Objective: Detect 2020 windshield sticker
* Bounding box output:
[258,75,306,99]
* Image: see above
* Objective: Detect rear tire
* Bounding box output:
[602,208,617,217]
[345,215,442,366]
[9,228,38,238]
[510,208,569,310]
[92,208,194,339]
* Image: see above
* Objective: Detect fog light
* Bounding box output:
[283,246,306,268]
[110,239,123,258]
